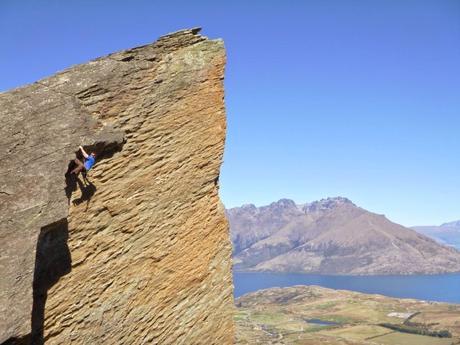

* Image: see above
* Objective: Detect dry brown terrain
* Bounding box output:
[235,286,460,345]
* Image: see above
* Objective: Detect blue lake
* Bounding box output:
[233,272,460,304]
[306,319,339,326]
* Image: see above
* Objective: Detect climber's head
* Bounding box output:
[90,152,96,158]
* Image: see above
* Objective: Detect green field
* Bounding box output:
[318,325,391,342]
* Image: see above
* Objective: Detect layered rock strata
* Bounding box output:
[0,28,233,344]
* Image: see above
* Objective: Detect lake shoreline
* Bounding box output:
[233,271,460,304]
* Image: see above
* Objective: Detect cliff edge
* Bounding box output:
[0,28,234,344]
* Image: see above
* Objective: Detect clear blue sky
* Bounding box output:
[1,0,459,226]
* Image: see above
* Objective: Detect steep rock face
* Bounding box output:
[0,28,234,344]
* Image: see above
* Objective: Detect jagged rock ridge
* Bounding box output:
[228,197,460,275]
[0,28,234,344]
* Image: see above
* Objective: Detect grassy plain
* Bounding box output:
[235,286,460,345]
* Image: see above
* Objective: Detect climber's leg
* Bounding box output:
[71,158,85,175]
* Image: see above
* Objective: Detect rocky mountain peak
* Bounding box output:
[239,203,258,213]
[269,198,297,210]
[302,196,355,214]
[230,196,460,275]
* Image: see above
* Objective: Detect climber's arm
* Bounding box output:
[79,145,89,159]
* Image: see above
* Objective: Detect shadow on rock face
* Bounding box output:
[1,335,31,345]
[65,172,97,210]
[65,162,78,203]
[73,177,96,210]
[30,219,71,345]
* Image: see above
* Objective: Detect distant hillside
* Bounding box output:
[227,197,460,275]
[413,221,460,250]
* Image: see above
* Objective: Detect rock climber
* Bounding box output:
[71,146,96,175]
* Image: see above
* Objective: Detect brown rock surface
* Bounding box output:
[0,28,234,344]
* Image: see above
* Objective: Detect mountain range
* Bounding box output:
[413,221,460,250]
[227,197,460,275]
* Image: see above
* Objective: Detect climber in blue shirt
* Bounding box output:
[71,146,96,175]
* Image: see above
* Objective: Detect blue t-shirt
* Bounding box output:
[84,156,96,170]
